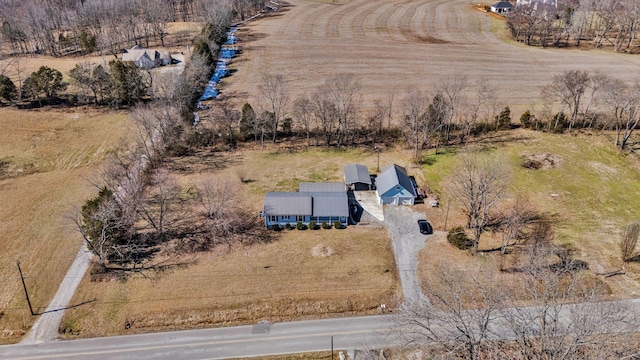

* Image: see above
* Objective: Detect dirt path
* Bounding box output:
[225,0,640,116]
[21,243,92,344]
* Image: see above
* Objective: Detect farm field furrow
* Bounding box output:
[226,0,640,116]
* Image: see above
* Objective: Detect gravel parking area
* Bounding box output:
[384,206,431,306]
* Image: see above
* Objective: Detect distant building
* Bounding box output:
[490,1,514,13]
[516,0,557,8]
[263,182,349,229]
[376,164,417,205]
[122,45,172,69]
[344,164,372,191]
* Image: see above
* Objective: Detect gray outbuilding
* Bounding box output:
[344,164,371,191]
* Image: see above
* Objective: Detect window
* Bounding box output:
[282,215,290,221]
[296,215,304,222]
[269,216,277,222]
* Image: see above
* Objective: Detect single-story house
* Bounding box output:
[263,182,349,229]
[376,164,417,205]
[122,45,172,69]
[490,1,513,13]
[344,164,372,191]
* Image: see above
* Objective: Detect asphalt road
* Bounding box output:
[0,316,399,360]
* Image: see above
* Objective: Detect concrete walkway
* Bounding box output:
[353,191,384,221]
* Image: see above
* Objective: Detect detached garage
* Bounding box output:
[376,164,417,205]
[344,164,371,191]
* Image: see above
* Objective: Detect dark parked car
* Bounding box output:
[417,219,433,235]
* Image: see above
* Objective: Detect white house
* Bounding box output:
[122,45,172,69]
[490,1,514,13]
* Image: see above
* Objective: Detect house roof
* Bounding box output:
[263,191,348,217]
[264,192,312,216]
[376,164,417,197]
[492,1,513,8]
[344,164,371,185]
[307,192,349,217]
[299,182,345,192]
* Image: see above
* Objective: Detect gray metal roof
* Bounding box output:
[307,192,349,217]
[263,191,348,217]
[492,1,513,8]
[264,192,312,216]
[344,164,371,185]
[376,164,417,197]
[299,182,345,192]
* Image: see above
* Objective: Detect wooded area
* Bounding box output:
[0,0,265,56]
[507,0,640,51]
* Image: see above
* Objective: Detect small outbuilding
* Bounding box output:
[376,164,417,205]
[344,164,371,191]
[490,1,513,13]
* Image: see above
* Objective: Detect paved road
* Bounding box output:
[21,243,93,345]
[384,206,432,306]
[0,316,400,360]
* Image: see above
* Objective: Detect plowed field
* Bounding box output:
[225,0,640,115]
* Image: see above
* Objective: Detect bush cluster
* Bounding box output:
[447,226,471,250]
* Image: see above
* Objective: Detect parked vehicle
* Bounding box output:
[417,219,433,235]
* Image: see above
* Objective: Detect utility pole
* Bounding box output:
[17,261,34,316]
[331,336,334,360]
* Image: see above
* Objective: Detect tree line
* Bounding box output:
[0,0,265,57]
[508,0,640,51]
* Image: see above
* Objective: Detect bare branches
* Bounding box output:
[620,221,640,263]
[259,74,289,143]
[446,153,511,253]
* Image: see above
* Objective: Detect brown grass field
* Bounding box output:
[0,108,127,343]
[223,0,640,117]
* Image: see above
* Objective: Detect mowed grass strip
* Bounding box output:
[418,129,640,297]
[0,108,127,344]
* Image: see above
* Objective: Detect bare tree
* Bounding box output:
[292,95,314,146]
[602,77,640,150]
[620,221,640,263]
[324,74,361,146]
[259,74,289,143]
[542,70,592,130]
[499,196,537,255]
[446,153,510,253]
[137,168,184,238]
[212,98,241,146]
[437,75,467,144]
[401,89,429,161]
[398,263,504,360]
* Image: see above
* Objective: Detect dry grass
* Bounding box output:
[416,129,640,300]
[62,225,399,338]
[60,147,404,339]
[0,108,127,344]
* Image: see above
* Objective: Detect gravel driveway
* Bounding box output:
[384,206,431,307]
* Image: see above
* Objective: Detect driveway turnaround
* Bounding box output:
[354,191,384,222]
[383,206,431,306]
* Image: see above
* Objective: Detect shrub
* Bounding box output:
[272,224,282,231]
[309,221,317,230]
[321,221,331,229]
[296,221,305,230]
[520,110,533,128]
[284,223,292,230]
[447,226,471,250]
[334,220,342,229]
